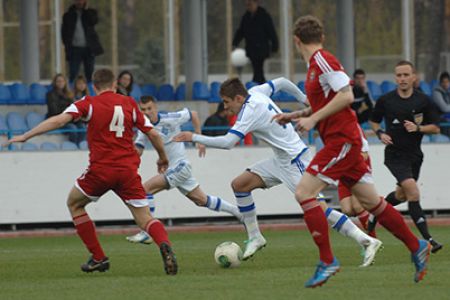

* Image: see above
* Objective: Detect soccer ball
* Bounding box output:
[214,241,243,268]
[230,48,248,68]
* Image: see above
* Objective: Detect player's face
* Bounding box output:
[139,101,157,121]
[395,65,415,92]
[222,95,243,116]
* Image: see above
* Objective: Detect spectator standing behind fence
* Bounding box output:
[62,0,103,82]
[432,71,450,136]
[202,103,230,136]
[116,71,134,96]
[351,69,373,124]
[46,74,82,145]
[232,0,278,84]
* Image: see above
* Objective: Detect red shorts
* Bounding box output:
[307,141,372,190]
[337,155,372,200]
[75,165,147,207]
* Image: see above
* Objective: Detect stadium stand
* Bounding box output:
[245,81,257,90]
[29,83,47,104]
[422,135,431,144]
[209,81,222,103]
[61,141,78,150]
[367,80,383,100]
[130,83,142,101]
[21,142,39,151]
[79,140,88,150]
[141,84,157,97]
[432,134,450,143]
[380,80,396,94]
[40,141,58,151]
[273,90,296,102]
[157,84,175,101]
[26,112,45,130]
[175,83,186,101]
[419,81,432,97]
[0,114,8,131]
[0,83,13,104]
[87,82,95,96]
[192,81,210,101]
[9,83,30,104]
[6,112,28,132]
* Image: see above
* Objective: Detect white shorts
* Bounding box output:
[247,149,313,193]
[164,160,199,195]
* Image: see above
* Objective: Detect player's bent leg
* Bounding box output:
[186,187,243,222]
[127,205,177,275]
[296,173,338,287]
[67,186,109,272]
[231,171,267,260]
[143,174,169,195]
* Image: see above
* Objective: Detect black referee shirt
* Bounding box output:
[370,90,440,157]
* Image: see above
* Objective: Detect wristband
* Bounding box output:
[376,129,385,139]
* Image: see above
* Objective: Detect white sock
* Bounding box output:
[147,193,155,214]
[206,195,241,220]
[235,192,261,240]
[325,207,371,246]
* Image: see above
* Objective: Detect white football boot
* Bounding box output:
[360,238,383,267]
[126,231,153,245]
[242,235,267,260]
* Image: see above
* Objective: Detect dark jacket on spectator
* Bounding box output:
[232,6,278,60]
[202,113,229,136]
[351,85,373,124]
[61,5,104,60]
[46,90,73,118]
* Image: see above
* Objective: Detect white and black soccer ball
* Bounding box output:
[230,48,248,68]
[214,241,243,268]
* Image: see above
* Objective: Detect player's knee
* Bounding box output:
[231,178,247,193]
[341,206,355,216]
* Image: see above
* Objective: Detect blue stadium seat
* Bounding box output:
[180,121,194,131]
[192,81,210,101]
[432,134,450,143]
[430,79,438,92]
[0,114,7,132]
[367,80,382,100]
[175,83,186,101]
[422,135,431,144]
[297,81,305,93]
[209,81,222,103]
[40,142,58,151]
[61,141,79,150]
[26,112,45,129]
[79,140,88,150]
[87,82,96,96]
[6,112,28,132]
[274,91,296,102]
[157,84,175,101]
[21,142,38,151]
[29,83,47,105]
[419,81,432,97]
[380,80,396,94]
[130,84,142,101]
[0,84,13,104]
[360,122,370,130]
[315,137,324,151]
[367,135,381,144]
[9,83,30,104]
[141,84,157,97]
[245,81,257,90]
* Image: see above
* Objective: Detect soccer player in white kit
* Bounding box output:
[175,78,380,263]
[126,96,243,244]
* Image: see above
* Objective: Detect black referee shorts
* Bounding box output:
[384,152,423,185]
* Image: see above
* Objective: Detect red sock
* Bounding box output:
[370,199,419,253]
[145,219,170,247]
[301,198,334,264]
[356,210,369,231]
[73,213,106,261]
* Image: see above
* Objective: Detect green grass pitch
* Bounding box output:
[1,226,449,300]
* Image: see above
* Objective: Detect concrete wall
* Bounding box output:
[0,144,448,224]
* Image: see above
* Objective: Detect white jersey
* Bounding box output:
[135,108,192,166]
[229,90,307,164]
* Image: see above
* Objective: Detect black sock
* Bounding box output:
[386,191,402,206]
[408,201,432,240]
[367,214,377,232]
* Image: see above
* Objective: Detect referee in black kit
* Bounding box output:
[369,60,443,253]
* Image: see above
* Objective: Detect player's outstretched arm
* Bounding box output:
[190,110,206,157]
[173,131,240,150]
[145,129,169,173]
[3,113,73,146]
[272,107,312,125]
[296,85,353,132]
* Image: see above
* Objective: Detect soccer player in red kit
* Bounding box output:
[4,69,177,275]
[273,16,430,287]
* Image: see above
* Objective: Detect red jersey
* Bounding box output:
[305,49,361,145]
[64,91,153,169]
